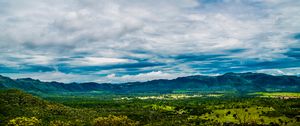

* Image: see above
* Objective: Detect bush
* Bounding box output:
[50,120,71,126]
[92,115,139,126]
[7,117,41,126]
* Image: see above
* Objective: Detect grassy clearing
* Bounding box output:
[250,92,300,98]
[190,106,297,125]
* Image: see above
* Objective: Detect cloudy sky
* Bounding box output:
[0,0,300,83]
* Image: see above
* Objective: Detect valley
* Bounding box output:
[1,73,300,125]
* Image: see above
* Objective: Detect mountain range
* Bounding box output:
[1,72,300,95]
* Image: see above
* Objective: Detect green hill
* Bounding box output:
[0,89,100,125]
[1,73,300,95]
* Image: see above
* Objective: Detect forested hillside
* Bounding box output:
[1,73,300,95]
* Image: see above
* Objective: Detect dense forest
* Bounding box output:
[1,89,299,126]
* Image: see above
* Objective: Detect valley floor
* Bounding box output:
[1,89,300,126]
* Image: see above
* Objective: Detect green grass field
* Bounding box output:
[250,92,300,98]
[192,106,296,125]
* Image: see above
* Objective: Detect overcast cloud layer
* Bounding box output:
[0,0,300,83]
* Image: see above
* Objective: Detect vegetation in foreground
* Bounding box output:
[1,89,300,126]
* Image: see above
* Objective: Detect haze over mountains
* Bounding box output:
[1,72,299,95]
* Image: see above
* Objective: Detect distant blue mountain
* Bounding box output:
[1,72,299,94]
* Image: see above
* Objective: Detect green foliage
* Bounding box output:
[251,92,300,98]
[92,115,139,126]
[148,104,175,112]
[49,120,72,126]
[1,89,300,126]
[7,117,41,126]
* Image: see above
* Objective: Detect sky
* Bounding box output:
[0,0,300,83]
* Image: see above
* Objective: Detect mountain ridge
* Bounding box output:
[1,72,300,94]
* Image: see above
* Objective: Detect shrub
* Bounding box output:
[92,115,139,126]
[7,117,41,126]
[49,120,71,126]
[226,111,231,116]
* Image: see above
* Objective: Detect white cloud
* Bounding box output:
[3,71,185,83]
[103,71,185,83]
[0,53,55,67]
[2,71,97,83]
[256,67,300,76]
[67,57,137,66]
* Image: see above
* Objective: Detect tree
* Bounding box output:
[226,111,231,116]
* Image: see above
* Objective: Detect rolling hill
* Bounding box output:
[1,72,300,95]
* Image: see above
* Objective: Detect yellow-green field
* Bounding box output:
[189,106,298,125]
[250,92,300,99]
